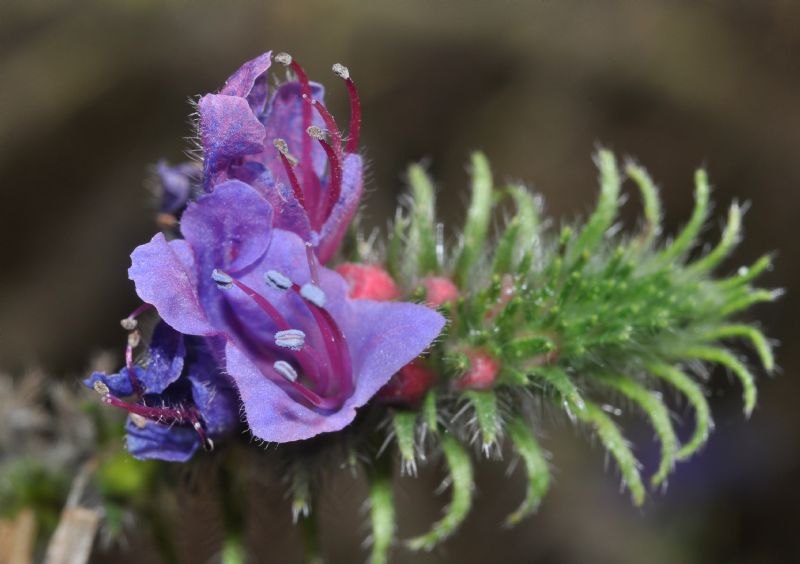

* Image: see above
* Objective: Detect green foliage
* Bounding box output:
[373,149,777,556]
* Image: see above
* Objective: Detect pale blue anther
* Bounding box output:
[264,270,292,291]
[212,269,233,288]
[275,329,306,351]
[300,283,326,307]
[273,360,298,383]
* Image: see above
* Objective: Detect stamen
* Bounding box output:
[273,360,298,382]
[124,330,143,395]
[219,273,326,385]
[305,242,321,286]
[300,283,326,307]
[276,53,315,192]
[289,283,353,399]
[306,125,326,140]
[129,413,147,428]
[332,63,361,153]
[265,270,292,291]
[302,93,342,156]
[275,329,306,351]
[309,129,343,224]
[276,151,307,209]
[93,380,110,396]
[122,303,154,329]
[212,269,234,288]
[273,138,298,166]
[274,52,293,66]
[120,318,138,331]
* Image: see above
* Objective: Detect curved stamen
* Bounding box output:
[289,282,353,400]
[274,139,306,209]
[302,93,343,158]
[275,53,317,195]
[306,126,343,226]
[121,303,153,331]
[332,63,361,153]
[214,271,326,385]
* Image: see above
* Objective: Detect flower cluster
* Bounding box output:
[87,52,444,458]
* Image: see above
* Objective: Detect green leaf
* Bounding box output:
[701,324,775,372]
[423,390,439,435]
[647,363,712,460]
[576,400,645,506]
[464,390,500,454]
[625,161,662,252]
[492,218,520,275]
[406,434,474,551]
[530,366,586,416]
[689,203,742,274]
[454,152,494,287]
[717,254,773,290]
[366,458,396,564]
[596,374,678,487]
[407,163,439,275]
[392,410,419,475]
[387,210,409,282]
[508,183,541,249]
[719,289,778,317]
[660,168,710,262]
[678,346,757,417]
[567,149,621,264]
[504,417,550,525]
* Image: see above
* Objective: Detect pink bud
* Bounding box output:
[378,360,437,405]
[335,263,400,301]
[455,349,500,391]
[421,276,459,308]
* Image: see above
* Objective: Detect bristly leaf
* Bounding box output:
[505,417,550,526]
[701,324,775,372]
[463,390,500,455]
[407,164,439,276]
[689,203,742,274]
[625,161,662,252]
[508,183,542,250]
[647,362,713,460]
[530,367,586,417]
[392,410,419,476]
[454,152,494,287]
[659,168,710,262]
[596,374,678,487]
[677,346,757,417]
[366,458,396,564]
[576,400,645,506]
[567,149,621,265]
[406,434,474,551]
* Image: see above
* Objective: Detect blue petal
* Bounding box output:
[199,93,265,186]
[138,322,186,395]
[220,51,272,114]
[180,180,274,274]
[129,234,216,336]
[187,342,240,436]
[83,369,139,397]
[125,418,199,462]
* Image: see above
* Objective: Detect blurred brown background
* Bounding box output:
[1,0,799,562]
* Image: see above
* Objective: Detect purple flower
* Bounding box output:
[197,51,364,263]
[155,160,201,216]
[85,322,238,461]
[128,181,444,443]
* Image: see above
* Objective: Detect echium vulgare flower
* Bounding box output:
[85,320,238,461]
[91,51,445,450]
[129,180,444,442]
[197,51,364,263]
